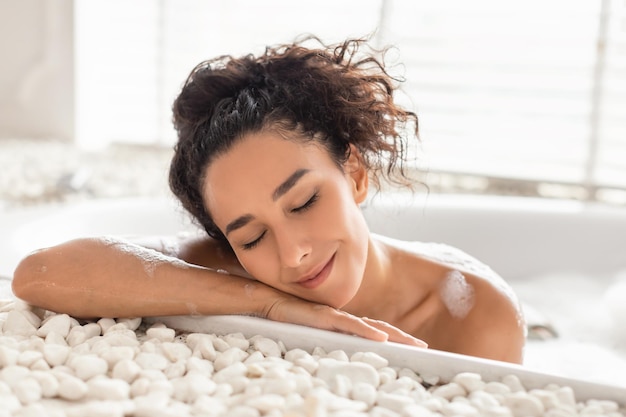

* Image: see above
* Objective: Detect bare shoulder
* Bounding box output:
[374,235,526,363]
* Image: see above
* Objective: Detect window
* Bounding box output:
[74,0,626,202]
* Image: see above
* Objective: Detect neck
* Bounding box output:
[342,235,393,317]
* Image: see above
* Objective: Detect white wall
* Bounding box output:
[0,0,73,140]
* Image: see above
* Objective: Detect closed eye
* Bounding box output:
[292,192,318,213]
[242,231,266,250]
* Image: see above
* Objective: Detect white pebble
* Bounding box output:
[330,374,353,397]
[312,346,327,357]
[327,350,350,362]
[214,347,249,371]
[147,379,174,397]
[37,314,71,338]
[13,403,51,417]
[28,358,50,371]
[253,337,282,357]
[66,401,128,417]
[17,350,42,368]
[135,352,169,371]
[370,407,400,417]
[164,360,187,379]
[554,386,576,408]
[87,377,131,400]
[97,318,117,333]
[376,391,415,413]
[453,372,485,393]
[69,354,109,380]
[186,356,214,375]
[30,370,59,398]
[146,326,176,342]
[401,404,438,417]
[284,348,310,362]
[503,392,545,417]
[117,317,142,331]
[223,333,250,350]
[186,334,216,361]
[0,345,19,367]
[14,377,42,405]
[262,377,297,396]
[431,382,466,400]
[44,331,68,346]
[378,367,398,385]
[192,395,228,416]
[380,376,418,394]
[103,330,139,347]
[130,377,150,398]
[227,405,261,417]
[57,374,88,401]
[352,382,377,407]
[2,310,38,337]
[0,392,22,414]
[112,358,142,383]
[245,394,287,413]
[484,381,511,395]
[160,342,192,362]
[469,389,500,410]
[502,374,525,393]
[317,358,380,388]
[100,345,136,368]
[213,362,248,384]
[66,326,88,347]
[351,351,389,369]
[441,401,481,417]
[0,365,29,387]
[212,336,230,352]
[43,343,70,367]
[295,355,319,374]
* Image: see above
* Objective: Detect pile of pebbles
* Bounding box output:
[0,299,624,417]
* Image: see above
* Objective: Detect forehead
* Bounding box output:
[202,131,336,221]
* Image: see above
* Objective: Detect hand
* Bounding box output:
[262,297,427,348]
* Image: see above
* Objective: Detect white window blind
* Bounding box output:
[74,0,626,196]
[379,0,626,193]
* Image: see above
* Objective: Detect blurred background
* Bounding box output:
[1,0,625,208]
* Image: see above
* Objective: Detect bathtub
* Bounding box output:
[1,193,625,409]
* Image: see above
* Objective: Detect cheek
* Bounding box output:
[234,247,279,282]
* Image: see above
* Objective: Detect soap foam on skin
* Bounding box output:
[440,270,475,319]
[100,236,189,277]
[373,235,525,327]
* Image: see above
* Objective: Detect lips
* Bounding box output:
[297,254,335,290]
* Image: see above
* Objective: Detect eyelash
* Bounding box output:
[240,192,319,251]
[291,192,319,213]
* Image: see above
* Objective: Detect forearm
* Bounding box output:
[11,237,278,319]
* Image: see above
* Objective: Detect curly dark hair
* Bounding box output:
[169,36,419,243]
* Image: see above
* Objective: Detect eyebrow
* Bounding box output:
[272,169,310,202]
[224,168,310,236]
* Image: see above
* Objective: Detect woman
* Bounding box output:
[12,37,525,363]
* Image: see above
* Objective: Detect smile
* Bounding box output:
[297,254,335,289]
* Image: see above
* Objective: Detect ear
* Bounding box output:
[344,145,369,204]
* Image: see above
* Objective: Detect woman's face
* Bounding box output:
[203,130,370,308]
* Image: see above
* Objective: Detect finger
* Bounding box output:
[316,306,390,342]
[266,299,389,342]
[362,318,428,348]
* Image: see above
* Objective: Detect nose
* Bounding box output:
[274,226,311,268]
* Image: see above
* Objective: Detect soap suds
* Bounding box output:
[100,236,189,277]
[185,302,200,316]
[440,270,475,319]
[244,283,256,298]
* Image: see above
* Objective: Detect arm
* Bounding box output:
[12,236,425,346]
[11,236,268,319]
